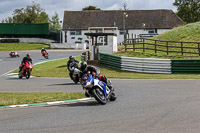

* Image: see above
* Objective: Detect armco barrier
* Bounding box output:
[121,56,171,74]
[99,53,171,74]
[99,53,121,70]
[98,53,200,74]
[171,59,200,74]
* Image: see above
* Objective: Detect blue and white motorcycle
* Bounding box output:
[81,73,117,105]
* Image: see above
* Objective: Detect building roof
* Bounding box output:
[63,10,184,30]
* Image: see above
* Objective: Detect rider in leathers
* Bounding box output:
[19,53,32,72]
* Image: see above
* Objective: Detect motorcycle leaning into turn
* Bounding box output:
[68,62,80,83]
[42,51,49,59]
[9,51,19,58]
[81,73,117,105]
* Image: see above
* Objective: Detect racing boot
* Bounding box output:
[107,80,114,91]
[84,90,90,97]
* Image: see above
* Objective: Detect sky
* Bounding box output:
[0,0,177,23]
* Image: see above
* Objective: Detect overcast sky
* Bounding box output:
[0,0,177,23]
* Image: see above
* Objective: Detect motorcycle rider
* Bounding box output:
[19,53,32,72]
[10,51,18,56]
[78,61,112,89]
[67,56,79,79]
[41,48,48,54]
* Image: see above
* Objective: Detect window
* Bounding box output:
[70,31,76,35]
[148,30,155,34]
[70,30,82,35]
[120,30,125,35]
[96,29,103,33]
[120,30,128,35]
[76,30,82,35]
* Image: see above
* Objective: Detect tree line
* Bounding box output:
[1,2,61,31]
[1,0,199,28]
[173,0,200,23]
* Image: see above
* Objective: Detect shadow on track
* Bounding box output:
[47,83,80,86]
[56,65,67,68]
[44,100,100,108]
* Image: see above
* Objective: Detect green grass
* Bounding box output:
[12,57,200,79]
[0,43,49,51]
[153,21,200,42]
[100,67,200,79]
[114,51,200,59]
[118,21,200,59]
[0,92,86,106]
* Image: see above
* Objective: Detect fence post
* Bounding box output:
[155,40,157,54]
[181,42,183,55]
[143,38,145,52]
[124,34,127,51]
[132,34,134,51]
[198,43,200,56]
[166,41,169,55]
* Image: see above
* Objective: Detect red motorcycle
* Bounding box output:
[42,51,49,59]
[9,51,19,58]
[18,61,33,79]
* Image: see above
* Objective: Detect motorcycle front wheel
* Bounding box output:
[109,92,117,101]
[92,87,107,105]
[26,71,30,79]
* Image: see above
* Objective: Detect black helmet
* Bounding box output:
[69,55,74,60]
[26,53,30,57]
[79,61,87,72]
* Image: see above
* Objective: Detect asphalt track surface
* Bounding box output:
[1,51,200,133]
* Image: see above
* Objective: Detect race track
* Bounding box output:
[1,51,200,133]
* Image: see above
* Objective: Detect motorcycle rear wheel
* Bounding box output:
[92,87,107,105]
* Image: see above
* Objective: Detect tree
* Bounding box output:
[173,0,200,23]
[49,12,61,31]
[2,1,49,24]
[82,6,101,10]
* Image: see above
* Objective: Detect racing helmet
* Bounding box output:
[69,55,74,61]
[26,53,30,58]
[69,55,74,59]
[78,61,87,72]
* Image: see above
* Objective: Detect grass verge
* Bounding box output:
[0,43,49,51]
[12,56,200,79]
[0,92,86,106]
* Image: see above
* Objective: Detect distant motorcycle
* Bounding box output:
[18,61,33,79]
[9,52,19,58]
[81,73,117,105]
[42,51,48,59]
[68,62,80,83]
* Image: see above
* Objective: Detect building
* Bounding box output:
[62,9,184,45]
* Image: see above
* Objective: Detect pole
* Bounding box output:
[60,21,62,44]
[60,30,61,44]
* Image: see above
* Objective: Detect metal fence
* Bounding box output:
[99,53,171,74]
[99,53,121,70]
[171,59,200,74]
[99,53,200,74]
[121,56,171,74]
